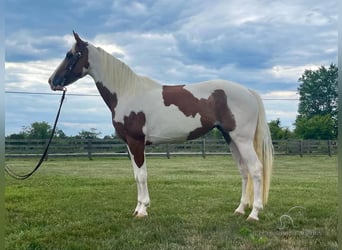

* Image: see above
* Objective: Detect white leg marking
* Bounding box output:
[230,142,248,215]
[128,147,150,217]
[233,141,263,221]
[247,158,263,221]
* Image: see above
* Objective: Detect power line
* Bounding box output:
[263,98,299,101]
[5,90,299,100]
[5,91,100,97]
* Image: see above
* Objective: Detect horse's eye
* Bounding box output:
[66,52,73,59]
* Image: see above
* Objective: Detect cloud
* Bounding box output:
[4,0,337,135]
[261,90,298,100]
[266,64,321,83]
[5,54,98,95]
[5,60,58,91]
[5,31,76,62]
[104,0,201,32]
[172,0,337,71]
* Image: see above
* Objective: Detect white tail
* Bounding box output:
[246,90,274,206]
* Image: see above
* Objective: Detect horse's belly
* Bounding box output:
[144,108,204,144]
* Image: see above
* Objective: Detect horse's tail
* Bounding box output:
[246,90,274,206]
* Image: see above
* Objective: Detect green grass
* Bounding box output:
[5,156,338,249]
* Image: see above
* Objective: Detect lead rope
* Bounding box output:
[5,89,67,180]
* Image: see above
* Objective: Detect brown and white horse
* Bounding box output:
[49,32,273,221]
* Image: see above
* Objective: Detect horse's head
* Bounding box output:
[49,31,90,91]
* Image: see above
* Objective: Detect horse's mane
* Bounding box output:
[94,46,159,96]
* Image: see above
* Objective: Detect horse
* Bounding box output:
[48,31,273,221]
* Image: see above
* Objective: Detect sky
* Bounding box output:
[5,0,338,137]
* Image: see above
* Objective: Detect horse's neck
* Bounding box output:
[88,46,158,97]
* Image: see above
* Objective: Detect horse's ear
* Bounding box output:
[73,30,84,44]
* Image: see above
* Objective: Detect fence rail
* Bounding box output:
[5,138,337,159]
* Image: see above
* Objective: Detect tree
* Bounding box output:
[103,134,115,139]
[294,114,335,140]
[6,131,27,139]
[6,121,66,139]
[55,129,67,138]
[76,128,101,139]
[268,119,293,140]
[295,64,338,139]
[24,121,52,139]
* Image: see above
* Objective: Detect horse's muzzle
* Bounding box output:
[51,85,65,91]
[49,76,65,91]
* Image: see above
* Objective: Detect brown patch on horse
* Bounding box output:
[96,81,119,134]
[95,81,146,167]
[162,85,198,117]
[162,86,236,140]
[113,112,147,167]
[96,82,118,113]
[211,89,236,131]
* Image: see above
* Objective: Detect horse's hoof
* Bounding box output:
[234,210,245,216]
[247,215,259,222]
[135,213,148,219]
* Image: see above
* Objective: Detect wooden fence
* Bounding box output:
[5,138,337,159]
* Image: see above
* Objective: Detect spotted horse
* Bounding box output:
[49,32,273,221]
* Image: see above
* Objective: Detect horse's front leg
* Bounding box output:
[127,140,150,218]
[132,160,150,218]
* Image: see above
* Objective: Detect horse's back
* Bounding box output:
[184,79,259,115]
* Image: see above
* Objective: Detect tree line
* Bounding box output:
[6,64,338,141]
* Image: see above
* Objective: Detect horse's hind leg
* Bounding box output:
[217,126,250,216]
[230,141,249,216]
[234,140,263,221]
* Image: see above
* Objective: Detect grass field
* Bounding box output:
[5,155,338,250]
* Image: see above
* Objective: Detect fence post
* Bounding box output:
[327,140,331,157]
[87,139,93,160]
[202,137,206,158]
[44,139,49,161]
[166,144,170,159]
[299,140,303,157]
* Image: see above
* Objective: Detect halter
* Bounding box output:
[52,51,82,89]
[66,51,82,72]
